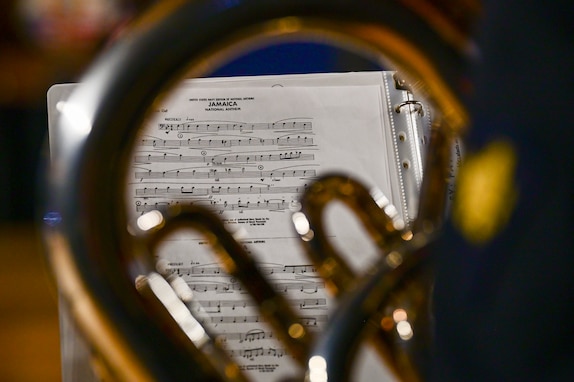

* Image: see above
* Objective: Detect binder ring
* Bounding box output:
[395,100,425,116]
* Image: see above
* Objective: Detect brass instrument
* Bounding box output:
[42,0,478,380]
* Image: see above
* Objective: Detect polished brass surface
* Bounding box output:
[296,175,407,295]
[43,0,477,380]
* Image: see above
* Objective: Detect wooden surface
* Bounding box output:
[0,224,61,381]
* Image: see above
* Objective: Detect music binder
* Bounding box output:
[47,71,430,381]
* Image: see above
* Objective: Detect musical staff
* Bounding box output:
[215,329,274,343]
[135,169,316,181]
[135,199,292,213]
[135,184,309,198]
[201,315,262,325]
[188,282,243,293]
[171,263,317,276]
[187,281,324,294]
[158,121,312,133]
[200,315,327,327]
[139,136,314,148]
[228,347,287,361]
[196,298,327,313]
[134,151,314,164]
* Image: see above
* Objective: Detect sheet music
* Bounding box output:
[126,79,398,381]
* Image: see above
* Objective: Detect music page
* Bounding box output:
[127,82,395,381]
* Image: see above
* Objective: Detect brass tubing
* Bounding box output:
[43,0,475,380]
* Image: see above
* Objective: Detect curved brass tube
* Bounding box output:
[42,0,477,380]
[304,238,433,382]
[294,174,407,296]
[300,121,456,381]
[140,205,315,367]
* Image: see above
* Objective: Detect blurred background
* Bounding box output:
[0,1,152,380]
[0,0,153,222]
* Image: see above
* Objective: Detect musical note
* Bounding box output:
[243,329,268,342]
[213,329,274,343]
[188,282,242,293]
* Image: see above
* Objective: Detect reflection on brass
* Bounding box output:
[453,139,518,244]
[295,175,407,294]
[42,0,477,381]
